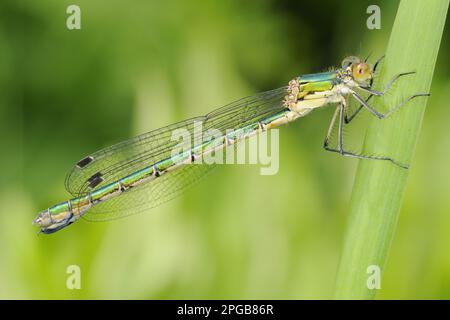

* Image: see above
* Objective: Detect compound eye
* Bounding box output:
[353,63,372,82]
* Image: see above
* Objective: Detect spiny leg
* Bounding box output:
[367,54,385,89]
[323,105,340,148]
[351,90,430,120]
[345,94,373,124]
[323,100,409,169]
[346,58,428,124]
[358,71,417,97]
[346,72,416,123]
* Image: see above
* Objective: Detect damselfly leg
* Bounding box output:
[345,58,417,122]
[323,99,410,169]
[350,91,430,120]
[324,60,430,168]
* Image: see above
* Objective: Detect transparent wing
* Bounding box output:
[82,163,215,221]
[65,87,287,196]
[66,87,287,221]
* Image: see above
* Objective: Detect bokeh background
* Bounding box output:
[0,0,449,299]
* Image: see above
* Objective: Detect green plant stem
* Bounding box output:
[334,0,449,299]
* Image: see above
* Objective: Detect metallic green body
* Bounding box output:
[35,64,361,234]
[298,71,337,83]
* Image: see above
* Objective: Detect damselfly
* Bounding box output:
[33,55,428,234]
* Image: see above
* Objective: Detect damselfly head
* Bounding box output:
[352,61,373,84]
[341,56,373,85]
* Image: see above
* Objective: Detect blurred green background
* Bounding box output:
[0,0,449,299]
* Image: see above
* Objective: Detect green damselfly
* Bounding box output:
[33,55,428,234]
